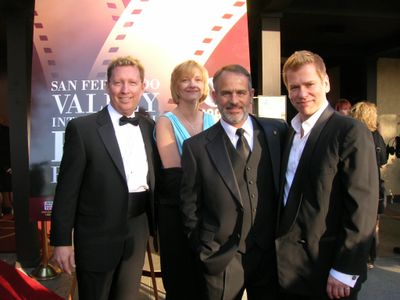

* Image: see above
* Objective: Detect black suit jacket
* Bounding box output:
[50,106,158,271]
[180,116,287,275]
[276,106,379,295]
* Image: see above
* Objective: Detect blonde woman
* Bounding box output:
[351,101,387,269]
[155,60,215,299]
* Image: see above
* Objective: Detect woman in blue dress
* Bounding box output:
[155,60,215,299]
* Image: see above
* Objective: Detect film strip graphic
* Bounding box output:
[89,0,247,78]
[89,0,152,79]
[105,0,127,22]
[33,9,59,84]
[32,0,248,113]
[191,1,247,63]
[33,0,127,84]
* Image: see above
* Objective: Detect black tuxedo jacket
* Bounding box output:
[50,106,158,271]
[180,116,287,275]
[276,106,379,295]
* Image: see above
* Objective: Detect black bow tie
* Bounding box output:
[119,115,139,126]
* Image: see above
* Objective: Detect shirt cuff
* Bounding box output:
[329,269,359,288]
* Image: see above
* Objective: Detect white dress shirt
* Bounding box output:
[108,105,149,192]
[220,116,254,151]
[283,100,358,288]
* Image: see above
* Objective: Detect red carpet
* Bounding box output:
[0,217,16,253]
[0,260,63,300]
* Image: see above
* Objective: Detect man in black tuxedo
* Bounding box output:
[180,64,287,299]
[276,50,379,300]
[50,56,159,299]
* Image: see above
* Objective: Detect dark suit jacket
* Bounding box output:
[180,116,287,275]
[276,106,379,295]
[50,106,158,272]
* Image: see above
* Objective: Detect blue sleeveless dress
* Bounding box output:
[163,111,215,155]
[157,111,215,297]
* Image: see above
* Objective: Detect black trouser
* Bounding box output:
[280,291,359,300]
[201,246,279,300]
[76,213,149,300]
[158,203,204,300]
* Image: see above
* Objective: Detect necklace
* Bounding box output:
[178,111,199,132]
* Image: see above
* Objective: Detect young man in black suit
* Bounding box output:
[180,64,287,299]
[276,50,379,300]
[50,56,159,300]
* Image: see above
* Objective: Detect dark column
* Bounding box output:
[366,57,378,103]
[246,0,262,93]
[6,0,41,267]
[340,58,367,104]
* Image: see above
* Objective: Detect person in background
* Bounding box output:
[350,101,388,269]
[155,60,215,299]
[50,56,159,300]
[335,98,352,116]
[180,64,287,299]
[276,50,378,300]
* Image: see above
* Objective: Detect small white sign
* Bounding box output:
[43,200,53,211]
[255,96,286,120]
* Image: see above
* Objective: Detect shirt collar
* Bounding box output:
[291,100,329,136]
[107,104,136,127]
[220,114,253,139]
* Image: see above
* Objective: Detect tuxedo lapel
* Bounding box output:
[137,114,155,189]
[255,117,281,194]
[206,123,243,207]
[276,127,295,232]
[297,106,334,174]
[281,128,295,184]
[96,107,126,180]
[278,106,335,235]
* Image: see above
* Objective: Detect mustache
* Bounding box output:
[225,103,243,109]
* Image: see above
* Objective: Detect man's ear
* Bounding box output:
[211,90,217,103]
[324,75,331,93]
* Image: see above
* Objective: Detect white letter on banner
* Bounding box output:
[52,130,65,162]
[141,92,158,112]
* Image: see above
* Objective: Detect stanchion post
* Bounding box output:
[68,273,77,300]
[31,220,61,280]
[146,240,159,300]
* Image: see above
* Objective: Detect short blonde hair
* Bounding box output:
[350,101,378,131]
[282,50,327,88]
[107,56,145,82]
[170,60,209,104]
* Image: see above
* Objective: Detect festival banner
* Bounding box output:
[29,0,250,218]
